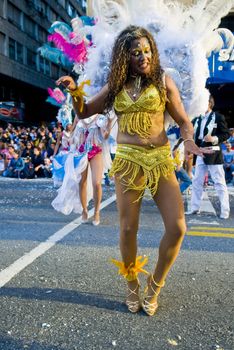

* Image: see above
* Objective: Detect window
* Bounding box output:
[39,56,50,75]
[9,38,15,60]
[58,0,65,7]
[27,48,37,69]
[47,7,57,23]
[74,0,87,10]
[0,32,6,55]
[67,3,76,17]
[0,0,4,17]
[45,59,50,75]
[38,26,47,43]
[24,16,37,39]
[51,63,59,79]
[8,2,21,28]
[34,0,42,11]
[33,0,46,17]
[16,42,23,63]
[39,56,44,73]
[8,38,24,63]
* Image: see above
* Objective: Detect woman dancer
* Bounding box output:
[52,113,78,188]
[52,111,112,222]
[56,26,212,315]
[73,114,112,225]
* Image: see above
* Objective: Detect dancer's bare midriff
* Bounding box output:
[116,111,169,148]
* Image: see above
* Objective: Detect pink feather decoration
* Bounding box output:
[48,33,87,63]
[48,88,66,104]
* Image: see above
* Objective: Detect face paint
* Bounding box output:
[130,37,152,76]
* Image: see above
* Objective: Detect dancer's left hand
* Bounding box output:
[184,140,214,160]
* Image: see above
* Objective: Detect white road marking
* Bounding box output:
[0,194,116,288]
[187,219,220,225]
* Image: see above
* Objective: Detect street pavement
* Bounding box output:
[0,178,233,350]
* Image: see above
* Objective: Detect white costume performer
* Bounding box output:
[52,98,85,189]
[52,114,112,215]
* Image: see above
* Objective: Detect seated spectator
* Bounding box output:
[29,127,37,141]
[1,130,11,143]
[38,141,47,158]
[4,144,15,164]
[31,146,44,177]
[35,127,49,148]
[22,156,34,179]
[0,153,7,175]
[2,150,25,178]
[42,157,52,178]
[223,142,234,183]
[0,139,7,155]
[227,128,234,149]
[46,141,56,158]
[21,141,34,159]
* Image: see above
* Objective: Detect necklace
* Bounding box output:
[127,75,142,99]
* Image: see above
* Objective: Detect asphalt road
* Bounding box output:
[0,178,233,350]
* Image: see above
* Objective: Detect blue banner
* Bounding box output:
[208,49,234,84]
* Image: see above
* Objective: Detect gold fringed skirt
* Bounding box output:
[109,143,175,200]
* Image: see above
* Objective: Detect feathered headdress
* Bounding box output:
[76,0,234,117]
[46,87,66,107]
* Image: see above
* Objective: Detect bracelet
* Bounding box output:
[183,138,194,143]
[67,79,91,112]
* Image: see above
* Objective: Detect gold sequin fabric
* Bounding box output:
[114,85,166,139]
[109,143,175,201]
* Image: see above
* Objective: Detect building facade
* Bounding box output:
[0,0,87,124]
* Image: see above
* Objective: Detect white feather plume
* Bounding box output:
[77,0,234,119]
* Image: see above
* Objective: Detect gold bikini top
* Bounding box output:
[114,84,166,138]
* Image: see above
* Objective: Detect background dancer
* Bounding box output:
[73,114,112,225]
[52,111,112,222]
[52,104,78,188]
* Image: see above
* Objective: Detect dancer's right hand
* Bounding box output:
[56,76,77,91]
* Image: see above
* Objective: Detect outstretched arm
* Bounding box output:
[56,76,109,119]
[165,75,212,158]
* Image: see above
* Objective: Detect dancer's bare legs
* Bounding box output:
[80,167,88,221]
[114,169,144,304]
[145,173,186,304]
[90,153,103,223]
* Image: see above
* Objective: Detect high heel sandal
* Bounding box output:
[81,210,88,224]
[92,211,100,226]
[126,280,141,313]
[111,256,149,314]
[142,274,165,316]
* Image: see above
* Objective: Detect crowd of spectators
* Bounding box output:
[0,122,61,179]
[0,122,234,185]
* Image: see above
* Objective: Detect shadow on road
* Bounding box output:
[0,286,128,313]
[0,332,67,350]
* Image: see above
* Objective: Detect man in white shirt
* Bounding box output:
[190,95,230,219]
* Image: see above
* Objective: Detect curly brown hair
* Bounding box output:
[104,25,165,112]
